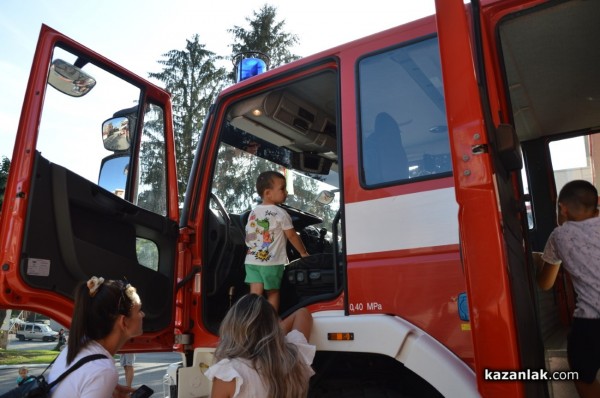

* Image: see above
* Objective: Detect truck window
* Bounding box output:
[211,142,339,231]
[38,47,168,221]
[549,135,599,194]
[38,47,141,187]
[136,103,168,216]
[358,36,451,187]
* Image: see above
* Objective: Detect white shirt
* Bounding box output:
[542,216,600,318]
[205,330,316,398]
[245,204,294,265]
[48,340,116,397]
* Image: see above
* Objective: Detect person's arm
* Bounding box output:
[285,228,309,257]
[281,307,313,341]
[210,377,235,398]
[112,384,136,398]
[532,252,561,290]
[537,261,561,290]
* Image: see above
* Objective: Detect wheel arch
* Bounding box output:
[311,311,479,397]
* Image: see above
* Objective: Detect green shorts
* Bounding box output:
[245,264,284,290]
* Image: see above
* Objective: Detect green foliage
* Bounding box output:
[137,104,169,214]
[227,4,300,82]
[149,36,227,203]
[0,156,10,208]
[0,349,58,365]
[212,141,339,232]
[212,144,268,213]
[148,5,301,204]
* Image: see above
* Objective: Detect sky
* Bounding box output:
[0,0,436,159]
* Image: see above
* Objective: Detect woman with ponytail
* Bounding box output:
[48,276,144,397]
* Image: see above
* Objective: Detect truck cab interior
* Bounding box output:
[496,0,600,371]
[200,69,344,332]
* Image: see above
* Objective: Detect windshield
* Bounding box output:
[209,70,341,232]
[211,139,340,231]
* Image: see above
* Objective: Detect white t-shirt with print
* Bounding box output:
[48,340,116,397]
[245,204,294,266]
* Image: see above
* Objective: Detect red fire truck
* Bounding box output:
[1,0,596,396]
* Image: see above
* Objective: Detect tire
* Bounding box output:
[17,335,24,341]
[310,385,410,397]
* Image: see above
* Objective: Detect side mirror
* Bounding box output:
[98,154,129,197]
[316,190,336,205]
[102,116,131,152]
[47,59,96,97]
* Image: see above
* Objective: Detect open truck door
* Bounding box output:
[436,0,600,396]
[0,25,180,352]
[435,0,548,396]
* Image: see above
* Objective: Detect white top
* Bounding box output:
[542,216,600,318]
[245,204,294,265]
[205,330,316,398]
[48,340,116,397]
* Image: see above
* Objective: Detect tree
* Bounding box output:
[147,6,302,206]
[227,4,300,82]
[0,156,10,209]
[210,4,305,212]
[0,310,7,349]
[149,36,227,203]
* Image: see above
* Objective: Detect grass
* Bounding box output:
[0,350,59,365]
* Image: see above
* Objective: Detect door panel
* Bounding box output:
[0,25,179,350]
[22,153,176,331]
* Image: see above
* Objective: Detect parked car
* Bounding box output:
[15,322,58,341]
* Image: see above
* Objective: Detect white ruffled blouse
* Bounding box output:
[205,330,316,397]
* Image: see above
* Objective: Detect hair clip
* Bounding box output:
[121,276,140,306]
[122,276,131,290]
[87,276,105,297]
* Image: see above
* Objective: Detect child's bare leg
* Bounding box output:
[266,289,280,312]
[250,283,264,296]
[574,379,600,398]
[281,307,313,340]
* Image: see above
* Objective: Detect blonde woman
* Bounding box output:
[206,294,315,398]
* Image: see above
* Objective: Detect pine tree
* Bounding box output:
[0,156,10,209]
[149,35,227,203]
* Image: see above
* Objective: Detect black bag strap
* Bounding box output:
[46,354,108,389]
[38,353,59,378]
